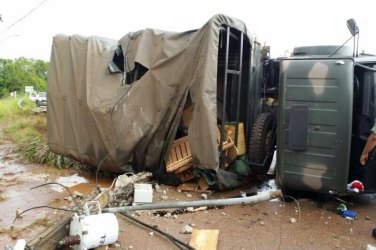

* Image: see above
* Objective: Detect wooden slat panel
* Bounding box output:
[166,136,193,173]
[189,229,220,250]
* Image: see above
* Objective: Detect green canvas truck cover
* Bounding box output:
[47,14,254,188]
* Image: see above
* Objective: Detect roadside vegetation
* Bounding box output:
[0,95,83,169]
[0,58,48,98]
[0,57,86,169]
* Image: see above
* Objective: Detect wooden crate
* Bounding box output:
[225,122,246,155]
[166,136,193,173]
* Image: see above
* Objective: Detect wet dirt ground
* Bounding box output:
[1,131,376,249]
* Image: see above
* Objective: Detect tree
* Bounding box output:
[0,57,48,98]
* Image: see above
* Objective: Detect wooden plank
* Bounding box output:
[167,153,172,165]
[166,136,193,172]
[177,182,197,191]
[198,177,209,191]
[176,144,183,159]
[174,163,192,174]
[186,141,191,156]
[171,148,177,164]
[189,229,220,250]
[166,157,192,172]
[181,143,188,157]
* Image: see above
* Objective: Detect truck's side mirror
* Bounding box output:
[347,18,359,36]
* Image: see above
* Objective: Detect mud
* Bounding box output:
[0,135,113,247]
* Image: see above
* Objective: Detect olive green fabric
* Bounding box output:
[47,14,253,177]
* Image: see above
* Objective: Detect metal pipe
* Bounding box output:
[103,190,282,213]
[219,26,231,153]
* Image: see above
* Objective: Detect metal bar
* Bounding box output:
[234,32,244,146]
[227,69,240,75]
[103,190,282,213]
[219,27,239,41]
[219,26,231,153]
[244,52,252,149]
[223,121,239,125]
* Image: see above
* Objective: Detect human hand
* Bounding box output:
[360,153,368,166]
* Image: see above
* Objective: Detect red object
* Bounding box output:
[349,180,364,193]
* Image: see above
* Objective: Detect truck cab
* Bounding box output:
[274,45,376,195]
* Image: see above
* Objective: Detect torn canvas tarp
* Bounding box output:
[47,14,256,189]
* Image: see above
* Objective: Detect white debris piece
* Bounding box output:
[180,225,193,234]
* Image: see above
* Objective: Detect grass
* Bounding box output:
[0,95,85,169]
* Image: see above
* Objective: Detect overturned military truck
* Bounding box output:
[47,14,270,190]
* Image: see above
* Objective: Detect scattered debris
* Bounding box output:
[189,229,219,250]
[155,184,161,192]
[367,244,376,250]
[187,207,194,212]
[73,191,84,198]
[193,207,208,212]
[178,183,197,192]
[110,172,152,207]
[289,218,297,224]
[133,183,153,205]
[16,209,23,219]
[181,224,194,234]
[336,203,357,219]
[166,125,240,184]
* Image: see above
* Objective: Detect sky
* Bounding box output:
[0,0,375,61]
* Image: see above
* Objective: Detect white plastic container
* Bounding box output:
[133,183,153,204]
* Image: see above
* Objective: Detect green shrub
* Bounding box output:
[0,95,85,169]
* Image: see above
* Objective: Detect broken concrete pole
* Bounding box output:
[103,190,282,213]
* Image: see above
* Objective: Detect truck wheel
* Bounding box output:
[248,112,276,174]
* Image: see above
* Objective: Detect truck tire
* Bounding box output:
[248,112,276,174]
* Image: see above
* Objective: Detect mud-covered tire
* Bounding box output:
[248,112,276,174]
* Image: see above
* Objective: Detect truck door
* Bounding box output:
[276,58,353,194]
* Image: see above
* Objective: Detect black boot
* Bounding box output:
[372,228,376,238]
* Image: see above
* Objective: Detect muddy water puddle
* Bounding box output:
[0,153,113,246]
